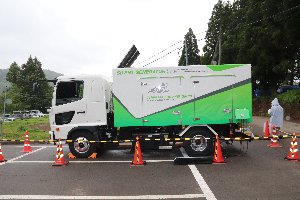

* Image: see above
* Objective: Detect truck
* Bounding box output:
[47,64,252,158]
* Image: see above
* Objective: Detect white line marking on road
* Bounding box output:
[180,148,217,200]
[0,146,48,166]
[9,160,173,163]
[0,194,205,199]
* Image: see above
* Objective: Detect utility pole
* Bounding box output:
[218,26,222,65]
[3,86,7,121]
[185,38,188,66]
[0,86,7,136]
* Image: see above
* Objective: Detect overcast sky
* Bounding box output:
[0,0,221,77]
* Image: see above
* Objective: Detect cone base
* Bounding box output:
[213,160,226,164]
[21,147,32,153]
[0,159,7,162]
[130,161,146,166]
[52,161,69,166]
[284,157,300,161]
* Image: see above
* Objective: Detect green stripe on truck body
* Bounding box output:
[113,82,252,127]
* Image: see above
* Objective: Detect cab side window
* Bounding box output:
[56,81,84,105]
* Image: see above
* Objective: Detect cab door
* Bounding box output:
[51,80,87,126]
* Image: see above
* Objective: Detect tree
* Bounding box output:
[6,56,51,112]
[6,62,21,84]
[178,28,201,66]
[202,0,232,65]
[202,0,300,94]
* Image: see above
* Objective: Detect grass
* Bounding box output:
[0,117,50,140]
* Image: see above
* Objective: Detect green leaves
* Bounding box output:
[203,0,300,95]
[6,56,51,112]
[278,90,300,105]
[6,62,20,84]
[178,28,201,66]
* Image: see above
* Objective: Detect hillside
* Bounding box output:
[43,69,63,80]
[0,68,63,92]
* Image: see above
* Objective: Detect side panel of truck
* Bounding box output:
[113,64,252,127]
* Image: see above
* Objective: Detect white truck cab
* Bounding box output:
[48,75,112,144]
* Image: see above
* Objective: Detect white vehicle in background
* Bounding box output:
[29,110,45,117]
[12,111,23,119]
[3,114,16,122]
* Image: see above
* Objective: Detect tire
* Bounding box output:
[183,127,214,157]
[69,130,97,158]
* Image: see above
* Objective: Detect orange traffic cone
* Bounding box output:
[0,143,7,162]
[285,132,299,161]
[130,136,146,166]
[52,138,69,166]
[213,135,226,164]
[263,120,270,138]
[22,130,32,153]
[267,126,282,148]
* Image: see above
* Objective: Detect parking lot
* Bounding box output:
[0,117,300,200]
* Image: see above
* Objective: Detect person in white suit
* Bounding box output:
[268,98,284,133]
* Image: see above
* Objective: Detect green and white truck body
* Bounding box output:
[113,64,252,127]
[48,64,252,158]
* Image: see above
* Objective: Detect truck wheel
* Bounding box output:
[69,131,97,158]
[183,128,214,157]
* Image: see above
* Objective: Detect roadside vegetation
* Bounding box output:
[0,116,49,140]
[253,90,300,122]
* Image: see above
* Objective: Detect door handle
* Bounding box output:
[77,111,86,114]
[142,119,149,122]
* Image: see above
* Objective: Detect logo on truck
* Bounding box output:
[148,83,169,94]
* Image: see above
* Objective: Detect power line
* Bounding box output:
[134,31,207,67]
[140,38,205,67]
[135,41,182,66]
[141,47,181,68]
[224,3,300,34]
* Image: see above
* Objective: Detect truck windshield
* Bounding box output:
[56,81,84,106]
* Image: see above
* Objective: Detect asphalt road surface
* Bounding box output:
[0,116,299,200]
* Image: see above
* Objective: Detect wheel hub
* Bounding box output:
[74,137,90,154]
[190,135,207,152]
